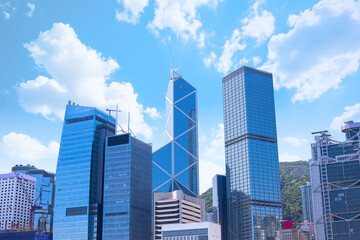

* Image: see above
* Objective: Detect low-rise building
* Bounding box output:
[153,190,205,239]
[162,222,221,240]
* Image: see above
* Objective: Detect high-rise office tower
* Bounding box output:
[152,70,199,197]
[102,133,152,240]
[310,121,360,239]
[12,164,55,232]
[223,66,282,240]
[0,172,36,230]
[153,190,205,239]
[212,174,228,240]
[300,182,313,223]
[53,101,115,240]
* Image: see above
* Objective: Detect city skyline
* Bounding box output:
[1,0,360,193]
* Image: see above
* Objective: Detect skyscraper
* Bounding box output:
[102,133,152,240]
[310,121,360,239]
[53,101,115,240]
[152,70,199,197]
[12,164,55,232]
[300,182,313,223]
[212,174,228,240]
[222,66,282,240]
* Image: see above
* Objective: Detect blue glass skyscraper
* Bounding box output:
[212,174,228,240]
[152,70,199,197]
[102,133,152,240]
[53,101,115,240]
[223,66,282,240]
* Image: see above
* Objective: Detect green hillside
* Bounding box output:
[200,187,213,213]
[280,161,310,222]
[199,161,310,223]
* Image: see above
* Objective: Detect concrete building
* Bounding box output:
[310,121,360,239]
[223,66,282,239]
[276,228,309,240]
[102,133,152,240]
[12,164,55,232]
[153,190,205,240]
[162,222,221,240]
[300,182,313,223]
[0,172,36,230]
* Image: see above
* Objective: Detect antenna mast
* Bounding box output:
[179,35,182,76]
[106,105,125,135]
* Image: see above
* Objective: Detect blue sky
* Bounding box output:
[1,0,360,193]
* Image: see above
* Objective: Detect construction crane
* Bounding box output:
[13,171,42,231]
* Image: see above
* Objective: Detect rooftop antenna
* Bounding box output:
[106,105,125,135]
[170,35,172,79]
[128,112,136,138]
[179,34,182,76]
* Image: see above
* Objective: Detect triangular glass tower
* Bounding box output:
[152,69,199,197]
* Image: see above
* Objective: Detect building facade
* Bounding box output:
[153,190,205,240]
[222,66,282,240]
[162,222,221,240]
[0,172,36,230]
[53,101,116,240]
[212,174,228,240]
[152,70,199,197]
[102,133,152,240]
[310,121,360,239]
[12,165,55,232]
[300,183,313,223]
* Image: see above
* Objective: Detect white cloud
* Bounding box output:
[27,3,35,17]
[330,103,360,131]
[144,107,162,119]
[216,29,246,74]
[0,132,59,163]
[2,11,10,19]
[283,136,308,146]
[199,123,225,193]
[252,56,262,66]
[204,52,216,68]
[279,152,301,162]
[115,0,149,24]
[147,0,222,48]
[241,0,275,43]
[204,29,246,74]
[19,23,159,139]
[203,1,271,73]
[263,0,360,102]
[238,57,249,65]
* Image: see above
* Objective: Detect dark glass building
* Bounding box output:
[222,66,282,240]
[152,70,199,197]
[12,165,55,232]
[102,133,152,240]
[300,182,313,223]
[53,101,115,240]
[310,121,360,239]
[212,174,228,240]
